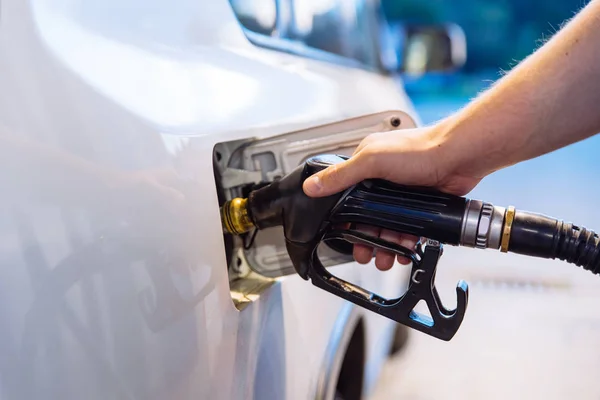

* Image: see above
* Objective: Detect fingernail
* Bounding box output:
[398,257,411,265]
[303,175,322,195]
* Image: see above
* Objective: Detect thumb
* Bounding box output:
[303,156,367,197]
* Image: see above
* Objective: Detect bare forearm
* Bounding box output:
[438,0,600,177]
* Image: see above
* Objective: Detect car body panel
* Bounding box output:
[0,0,418,399]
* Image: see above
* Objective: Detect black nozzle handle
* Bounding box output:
[330,179,468,245]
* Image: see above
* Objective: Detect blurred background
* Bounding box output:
[382,0,588,123]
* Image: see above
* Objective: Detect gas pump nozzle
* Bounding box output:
[221,154,600,340]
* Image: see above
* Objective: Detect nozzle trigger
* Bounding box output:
[309,231,469,341]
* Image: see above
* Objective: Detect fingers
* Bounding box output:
[375,229,404,271]
[353,224,378,264]
[351,226,419,271]
[397,235,419,265]
[303,155,368,198]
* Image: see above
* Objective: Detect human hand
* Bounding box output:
[302,124,484,270]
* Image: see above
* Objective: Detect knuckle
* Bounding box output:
[360,150,378,175]
[324,163,343,184]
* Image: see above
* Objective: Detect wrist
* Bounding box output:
[430,109,510,181]
[424,116,473,179]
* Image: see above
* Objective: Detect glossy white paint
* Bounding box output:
[0,1,419,399]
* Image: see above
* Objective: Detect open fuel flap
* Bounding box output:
[213,110,417,309]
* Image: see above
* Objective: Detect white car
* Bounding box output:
[0,1,464,399]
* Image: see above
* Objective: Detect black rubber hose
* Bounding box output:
[508,211,600,274]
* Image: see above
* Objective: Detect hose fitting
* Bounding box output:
[459,200,506,250]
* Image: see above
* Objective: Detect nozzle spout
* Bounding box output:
[221,197,255,235]
[220,157,343,239]
[220,162,311,237]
